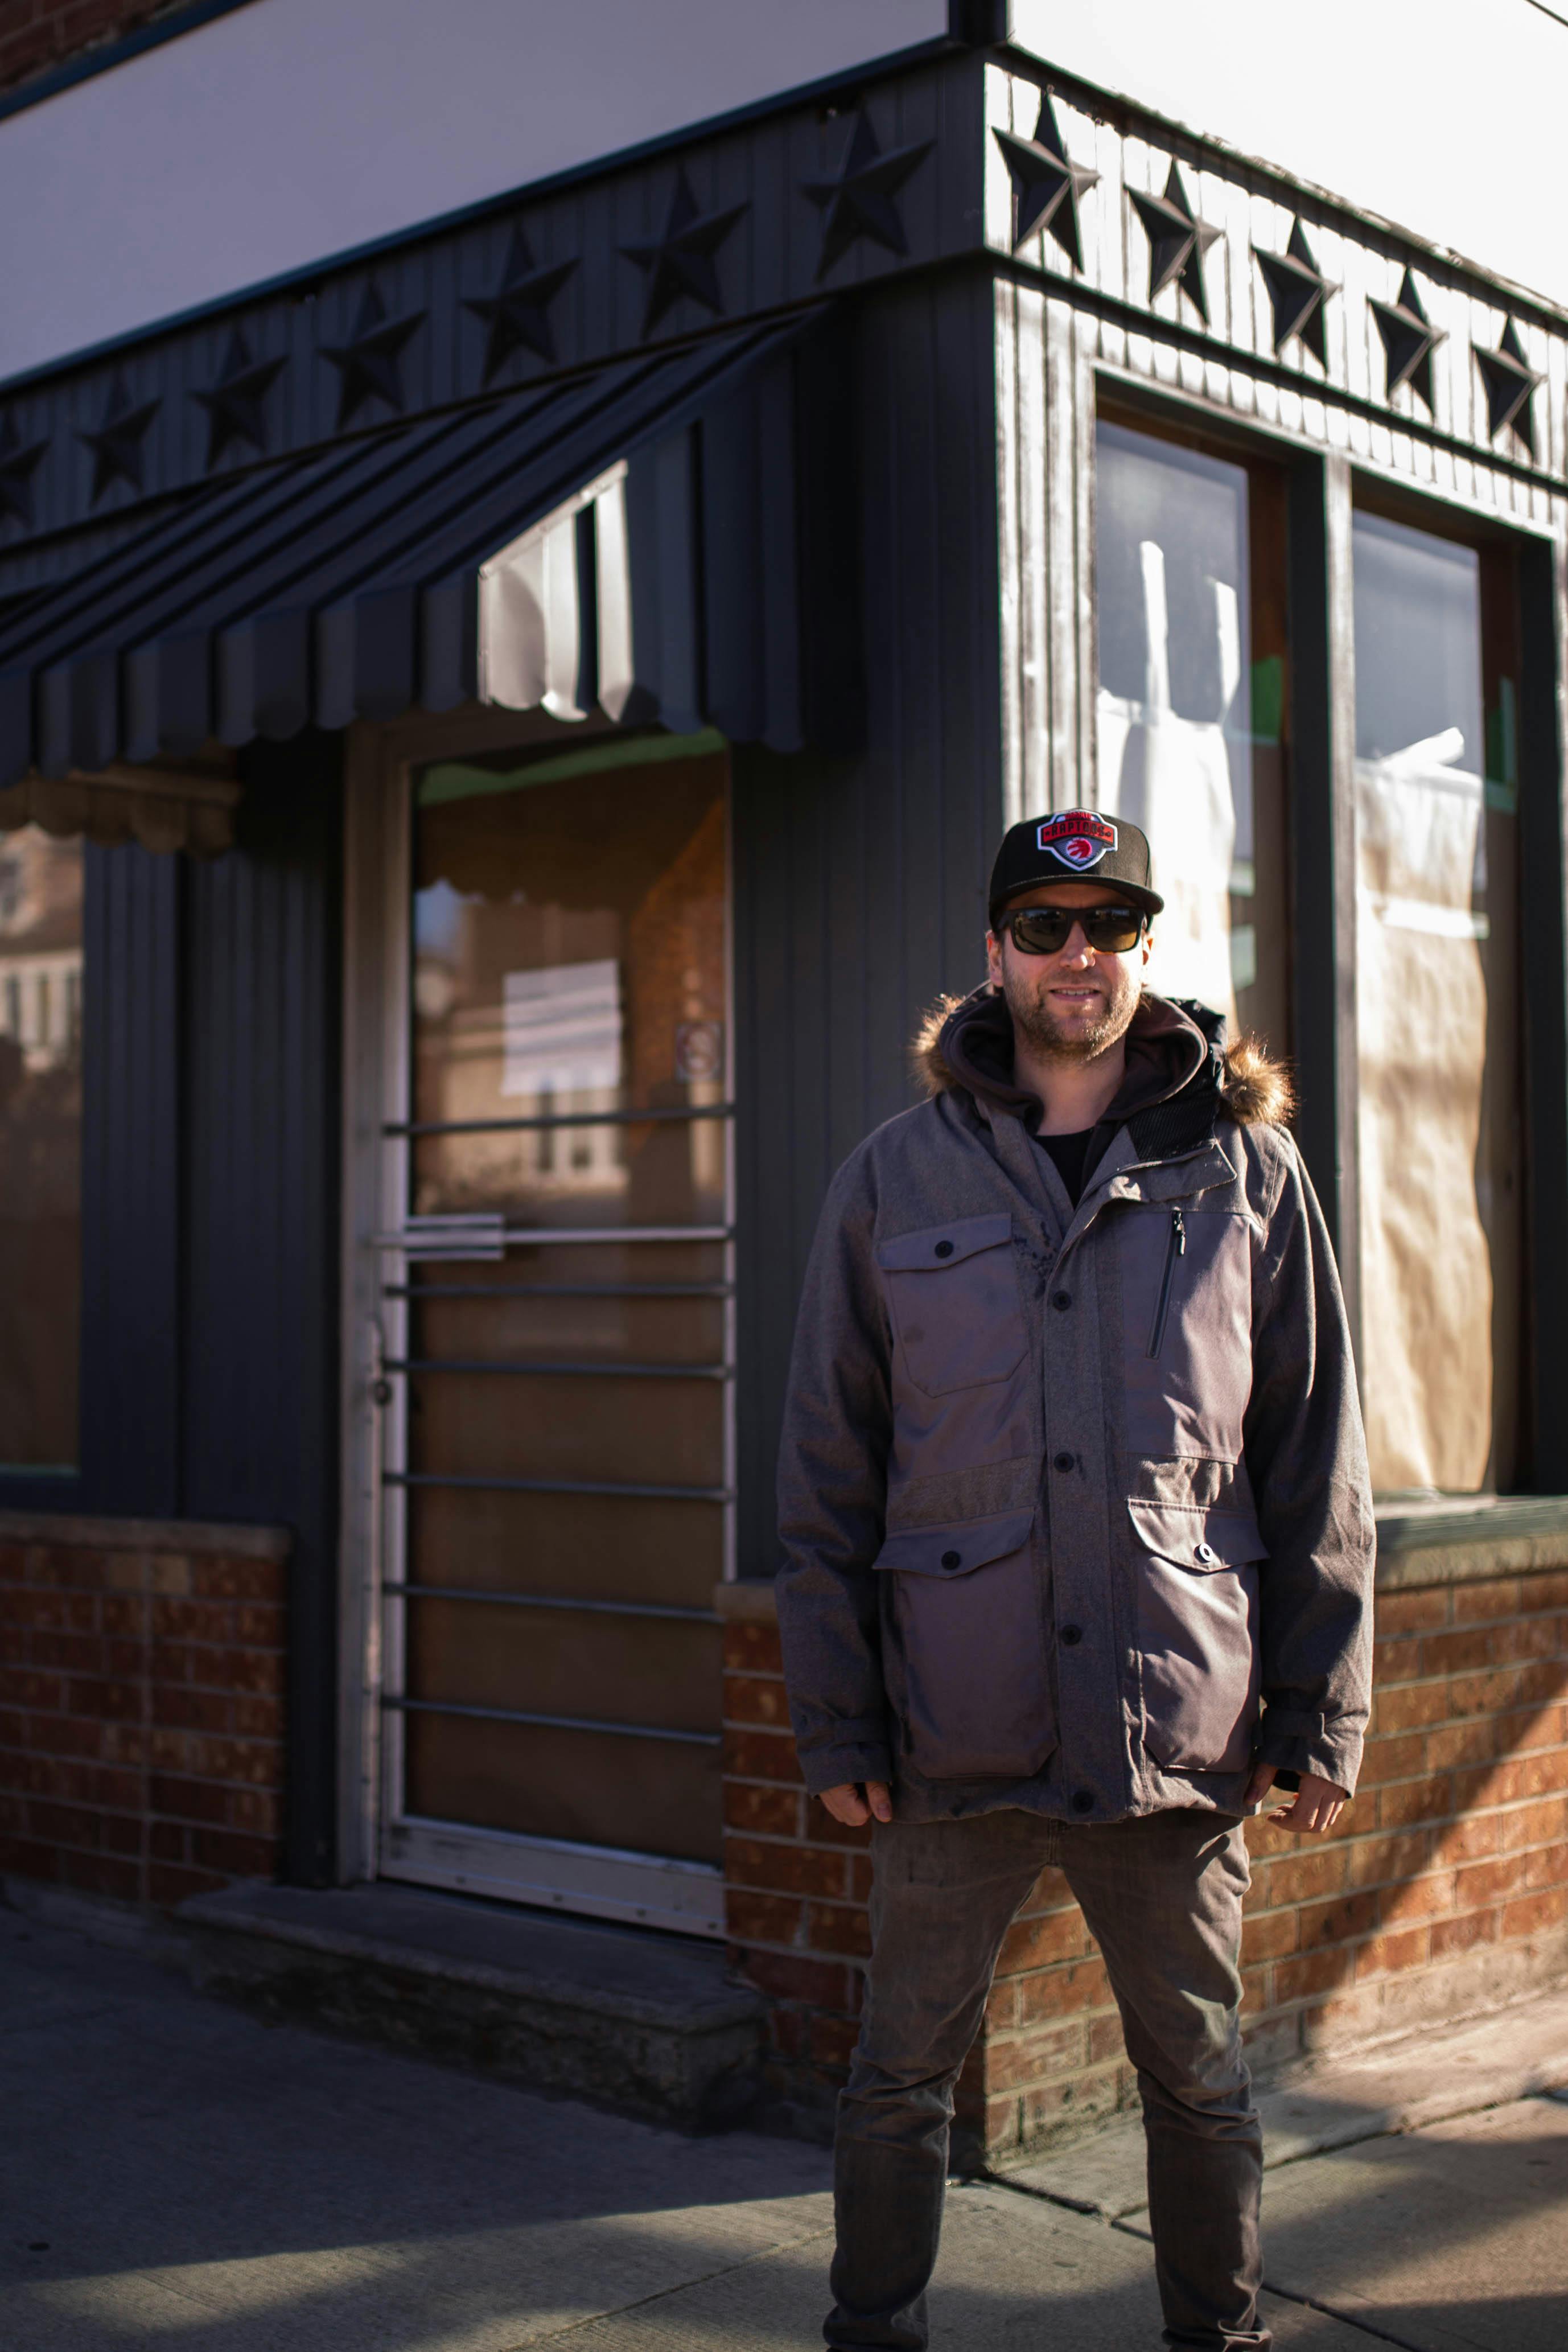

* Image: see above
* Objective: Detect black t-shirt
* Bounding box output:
[1036,1126,1093,1206]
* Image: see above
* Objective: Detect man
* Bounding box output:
[775,809,1374,2352]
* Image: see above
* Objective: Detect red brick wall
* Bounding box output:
[721,1564,1568,2160]
[0,1,190,98]
[0,1514,289,1909]
[722,1604,869,2132]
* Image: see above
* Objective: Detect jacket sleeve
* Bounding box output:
[773,1148,894,1796]
[1244,1132,1376,1795]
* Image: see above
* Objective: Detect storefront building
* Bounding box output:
[1,2,1565,2153]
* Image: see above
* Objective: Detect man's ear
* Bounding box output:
[1141,926,1155,966]
[985,929,1005,989]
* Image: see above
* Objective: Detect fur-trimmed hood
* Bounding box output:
[909,985,1295,1129]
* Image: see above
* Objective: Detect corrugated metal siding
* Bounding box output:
[77,843,181,1514]
[995,279,1096,821]
[732,272,1003,1576]
[182,732,343,1881]
[984,67,1568,516]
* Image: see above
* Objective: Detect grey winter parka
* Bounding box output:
[775,985,1376,1826]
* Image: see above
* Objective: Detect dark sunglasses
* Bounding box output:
[997,904,1146,956]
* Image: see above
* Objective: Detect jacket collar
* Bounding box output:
[932,985,1221,1166]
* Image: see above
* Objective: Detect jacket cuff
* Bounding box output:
[797,1742,894,1798]
[1255,1714,1361,1797]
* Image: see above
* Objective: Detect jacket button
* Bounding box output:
[934,1240,954,1258]
[1060,1624,1083,1646]
[1051,1291,1072,1311]
[941,1549,961,1569]
[1071,1790,1094,1814]
[1194,1541,1217,1565]
[1053,1451,1075,1473]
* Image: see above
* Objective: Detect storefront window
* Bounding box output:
[1096,416,1291,1056]
[0,828,84,1473]
[1352,509,1522,1496]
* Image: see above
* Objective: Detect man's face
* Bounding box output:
[985,881,1153,1063]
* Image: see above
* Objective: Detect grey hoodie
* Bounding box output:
[774,986,1375,1826]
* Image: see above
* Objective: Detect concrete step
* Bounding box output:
[176,1880,766,2133]
[998,1980,1568,2217]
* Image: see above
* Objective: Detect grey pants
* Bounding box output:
[828,1806,1267,2352]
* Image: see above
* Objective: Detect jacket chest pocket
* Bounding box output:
[876,1214,1027,1399]
[1129,1499,1266,1774]
[876,1508,1054,1781]
[1120,1204,1254,1459]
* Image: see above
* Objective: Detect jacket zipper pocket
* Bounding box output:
[1146,1208,1186,1358]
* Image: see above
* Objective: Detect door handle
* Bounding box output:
[372,1212,505,1262]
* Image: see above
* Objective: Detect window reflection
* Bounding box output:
[1096,419,1290,1055]
[0,827,83,1471]
[1352,511,1522,1496]
[410,747,727,1227]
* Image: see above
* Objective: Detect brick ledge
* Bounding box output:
[0,1510,291,1560]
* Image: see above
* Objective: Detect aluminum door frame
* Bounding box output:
[338,706,734,1935]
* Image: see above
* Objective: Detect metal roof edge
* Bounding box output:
[0,31,963,399]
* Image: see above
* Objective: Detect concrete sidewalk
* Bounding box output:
[1,1897,1563,2351]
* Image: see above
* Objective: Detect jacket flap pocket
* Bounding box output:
[876,1507,1035,1580]
[1126,1499,1269,1573]
[876,1212,1013,1275]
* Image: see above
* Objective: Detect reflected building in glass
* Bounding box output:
[0,828,83,1474]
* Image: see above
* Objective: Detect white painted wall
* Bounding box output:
[0,0,948,383]
[1014,1,1568,312]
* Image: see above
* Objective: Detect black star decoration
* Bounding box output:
[320,283,425,427]
[993,92,1098,266]
[622,170,747,338]
[0,414,49,529]
[192,331,286,467]
[1253,221,1337,366]
[77,374,159,505]
[1475,319,1543,452]
[1371,269,1446,410]
[801,110,933,281]
[1130,164,1221,322]
[466,228,578,380]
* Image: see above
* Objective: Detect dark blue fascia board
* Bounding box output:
[0,30,965,397]
[0,0,265,130]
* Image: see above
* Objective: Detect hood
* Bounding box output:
[910,985,1295,1134]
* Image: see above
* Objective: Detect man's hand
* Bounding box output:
[820,1780,894,1827]
[1243,1762,1347,1834]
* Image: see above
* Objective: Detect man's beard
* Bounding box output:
[1002,967,1138,1064]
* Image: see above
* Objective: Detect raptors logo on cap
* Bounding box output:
[1036,810,1117,870]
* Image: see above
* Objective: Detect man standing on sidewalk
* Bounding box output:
[775,809,1376,2352]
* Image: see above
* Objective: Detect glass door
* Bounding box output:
[374,737,731,1935]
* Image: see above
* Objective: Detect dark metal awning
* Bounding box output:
[0,313,830,791]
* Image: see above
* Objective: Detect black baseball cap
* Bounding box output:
[989,808,1164,927]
